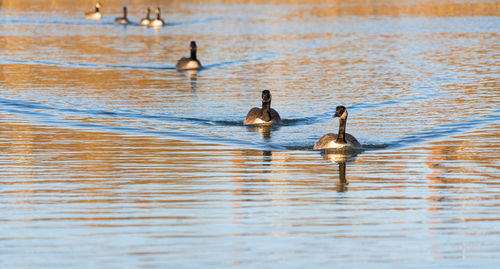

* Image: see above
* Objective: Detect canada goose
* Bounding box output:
[114,6,129,25]
[313,106,361,150]
[140,8,151,26]
[176,41,202,70]
[244,90,282,125]
[149,7,165,27]
[85,2,102,20]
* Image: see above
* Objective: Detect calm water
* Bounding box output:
[1,0,499,268]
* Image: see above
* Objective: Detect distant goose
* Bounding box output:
[313,106,361,150]
[85,2,102,20]
[149,7,165,27]
[244,90,282,125]
[114,6,130,25]
[176,41,202,70]
[140,8,151,26]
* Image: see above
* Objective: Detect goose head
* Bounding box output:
[261,90,272,103]
[190,41,197,50]
[334,105,348,119]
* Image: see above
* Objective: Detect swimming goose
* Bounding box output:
[313,106,361,150]
[149,7,165,27]
[244,90,282,125]
[176,41,202,70]
[85,2,102,20]
[114,6,130,25]
[140,8,151,26]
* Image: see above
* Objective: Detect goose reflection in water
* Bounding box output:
[321,149,359,192]
[262,150,272,168]
[245,124,278,140]
[177,69,199,78]
[177,69,199,92]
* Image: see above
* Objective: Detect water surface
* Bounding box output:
[1,0,499,268]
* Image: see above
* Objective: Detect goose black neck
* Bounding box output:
[95,7,100,12]
[124,8,127,17]
[261,101,272,122]
[157,11,161,19]
[190,48,197,60]
[336,118,347,144]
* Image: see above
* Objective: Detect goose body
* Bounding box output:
[314,133,361,149]
[244,90,282,125]
[85,2,102,20]
[176,41,202,70]
[114,6,130,24]
[149,8,165,27]
[140,8,151,26]
[313,106,361,150]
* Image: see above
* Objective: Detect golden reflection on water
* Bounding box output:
[425,126,500,183]
[303,1,499,17]
[131,0,491,16]
[2,0,498,17]
[1,117,497,192]
[0,117,352,190]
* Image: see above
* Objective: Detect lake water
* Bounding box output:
[1,0,499,268]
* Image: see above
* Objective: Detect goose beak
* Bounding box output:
[333,112,340,117]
